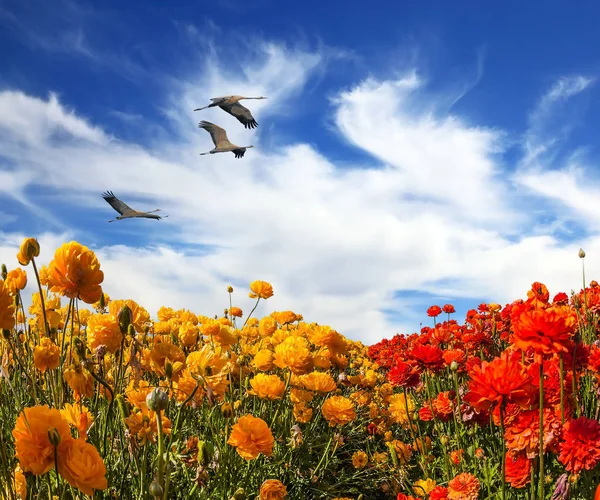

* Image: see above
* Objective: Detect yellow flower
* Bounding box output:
[58,438,107,495]
[12,465,27,499]
[17,237,40,266]
[4,268,27,295]
[87,313,123,354]
[259,479,288,500]
[12,405,72,475]
[0,279,15,330]
[259,316,278,337]
[47,242,104,304]
[253,349,275,371]
[352,450,368,469]
[64,365,95,401]
[293,403,313,423]
[413,478,437,497]
[178,322,199,347]
[249,280,274,299]
[389,440,412,464]
[388,393,415,425]
[33,337,60,373]
[229,306,243,318]
[274,336,313,375]
[227,415,274,460]
[60,403,94,440]
[300,371,337,393]
[321,396,356,426]
[249,373,286,400]
[149,342,186,381]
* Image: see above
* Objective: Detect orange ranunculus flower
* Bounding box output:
[33,337,60,373]
[526,282,549,308]
[595,483,600,500]
[0,279,15,330]
[108,299,150,333]
[12,405,73,475]
[463,351,536,412]
[61,403,94,440]
[271,310,298,326]
[511,305,576,356]
[505,451,531,488]
[12,465,27,499]
[504,408,561,459]
[259,316,277,337]
[4,268,27,295]
[249,373,286,400]
[352,450,368,469]
[63,365,95,401]
[87,313,122,354]
[229,306,243,318]
[259,479,288,500]
[274,336,313,375]
[558,416,600,473]
[227,415,274,460]
[17,237,40,266]
[47,242,104,304]
[57,438,107,495]
[149,342,186,381]
[300,371,337,393]
[249,280,274,300]
[447,472,480,500]
[253,349,275,371]
[321,395,356,426]
[178,322,199,347]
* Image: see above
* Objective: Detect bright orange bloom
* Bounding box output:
[274,336,313,375]
[249,373,286,400]
[63,365,95,401]
[87,313,122,354]
[61,403,94,440]
[12,405,73,475]
[526,282,549,308]
[108,299,150,333]
[4,268,27,295]
[57,438,107,495]
[249,280,274,299]
[33,337,60,373]
[558,416,600,473]
[463,351,535,412]
[321,396,356,426]
[253,349,275,371]
[16,237,40,266]
[409,344,444,372]
[428,486,449,500]
[447,473,480,500]
[0,279,15,330]
[595,483,600,500]
[352,450,368,469]
[300,371,337,393]
[387,360,421,387]
[504,451,531,488]
[227,415,274,460]
[504,408,561,459]
[149,342,186,381]
[229,306,243,318]
[511,305,576,356]
[46,242,104,304]
[12,466,27,499]
[259,479,288,500]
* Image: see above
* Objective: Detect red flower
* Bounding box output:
[594,483,600,500]
[442,304,455,314]
[419,405,433,421]
[463,351,536,412]
[553,292,569,304]
[387,360,421,388]
[526,282,549,307]
[504,451,531,488]
[429,486,448,499]
[427,305,442,317]
[558,416,600,473]
[410,344,444,372]
[396,494,418,500]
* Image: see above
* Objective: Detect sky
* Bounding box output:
[2,0,600,345]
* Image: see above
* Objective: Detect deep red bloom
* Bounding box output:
[429,486,448,499]
[367,422,377,435]
[553,292,569,304]
[387,360,421,388]
[409,344,444,372]
[526,282,549,307]
[558,416,600,473]
[419,405,433,421]
[396,494,418,500]
[504,451,531,488]
[442,304,455,314]
[427,305,442,317]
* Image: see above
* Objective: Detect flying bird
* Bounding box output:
[198,120,254,158]
[194,95,267,129]
[101,191,168,222]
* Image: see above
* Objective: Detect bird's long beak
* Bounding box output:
[193,106,209,111]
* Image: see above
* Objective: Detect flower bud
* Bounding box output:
[146,388,168,412]
[2,329,10,339]
[73,336,87,360]
[579,248,586,259]
[127,324,135,338]
[440,435,450,446]
[118,305,133,334]
[227,286,234,293]
[48,427,61,447]
[165,361,173,380]
[221,402,233,419]
[230,488,245,500]
[148,481,163,498]
[1,264,6,280]
[450,360,459,372]
[17,238,40,266]
[99,292,106,310]
[116,394,130,419]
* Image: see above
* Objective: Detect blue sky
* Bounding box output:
[2,0,600,344]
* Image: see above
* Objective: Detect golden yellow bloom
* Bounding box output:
[149,342,186,381]
[201,320,237,347]
[16,237,40,266]
[259,479,288,500]
[12,405,72,475]
[12,465,27,499]
[178,322,199,347]
[108,299,150,333]
[321,396,356,427]
[389,440,412,464]
[47,242,104,304]
[33,337,60,373]
[157,306,176,321]
[61,403,94,440]
[253,349,275,371]
[413,478,437,497]
[125,380,153,411]
[274,336,313,375]
[229,306,243,318]
[227,415,274,460]
[58,438,107,495]
[0,279,15,330]
[293,403,313,423]
[271,310,298,326]
[259,316,277,337]
[290,388,314,404]
[249,280,274,299]
[388,393,415,425]
[64,365,94,401]
[352,450,368,469]
[301,371,337,393]
[87,313,122,354]
[249,373,286,400]
[4,268,27,295]
[124,408,172,445]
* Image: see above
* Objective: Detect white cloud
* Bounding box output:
[1,47,598,344]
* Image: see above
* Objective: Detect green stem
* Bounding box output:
[559,354,565,425]
[31,258,50,337]
[500,404,506,500]
[243,298,261,327]
[156,409,166,492]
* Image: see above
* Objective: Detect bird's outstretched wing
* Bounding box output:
[198,120,229,147]
[102,191,136,216]
[221,102,258,129]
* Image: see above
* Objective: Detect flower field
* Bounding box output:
[1,239,600,499]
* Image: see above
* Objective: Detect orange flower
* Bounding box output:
[12,405,73,475]
[504,451,531,488]
[259,479,288,500]
[17,237,40,266]
[33,337,60,373]
[274,336,313,375]
[227,415,274,460]
[300,371,337,393]
[558,416,600,473]
[178,322,199,347]
[149,342,186,381]
[4,268,27,295]
[58,438,107,495]
[61,403,94,440]
[253,349,275,371]
[447,473,480,500]
[504,408,561,459]
[511,305,576,356]
[46,242,104,304]
[352,450,368,469]
[0,279,15,330]
[321,395,356,426]
[409,344,444,372]
[87,313,123,354]
[249,373,286,400]
[463,351,535,412]
[249,280,274,299]
[12,465,27,499]
[229,306,243,318]
[388,393,415,425]
[526,281,549,307]
[63,365,95,401]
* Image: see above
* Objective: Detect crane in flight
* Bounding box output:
[101,191,168,222]
[198,121,254,158]
[194,95,267,129]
